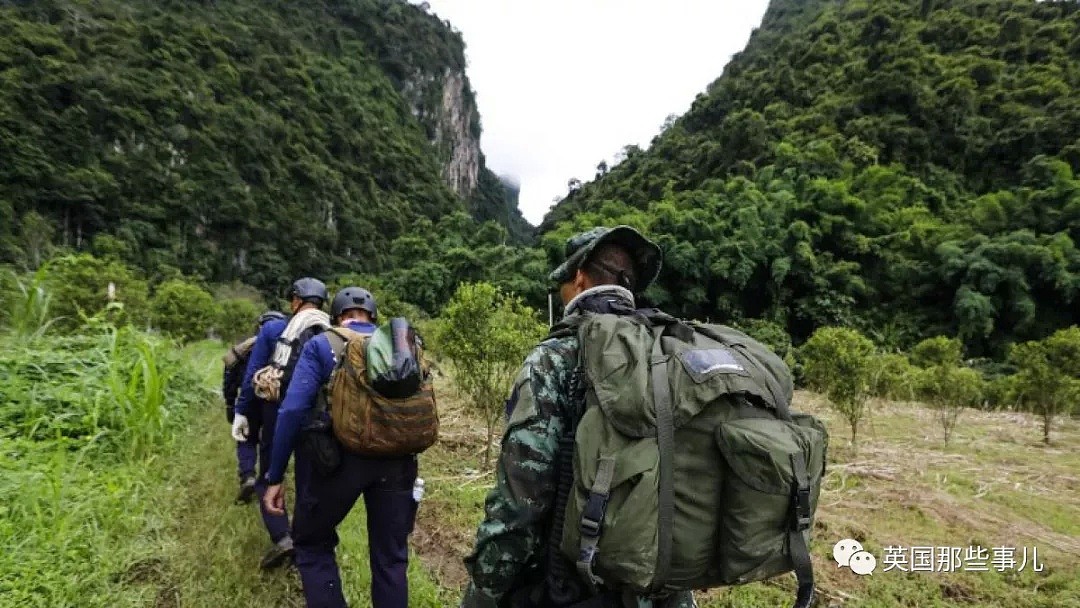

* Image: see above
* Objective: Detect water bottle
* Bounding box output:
[412,477,425,502]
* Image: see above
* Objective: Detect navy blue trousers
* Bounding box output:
[292,450,418,608]
[246,401,291,543]
[236,434,257,479]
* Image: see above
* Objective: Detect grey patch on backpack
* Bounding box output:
[677,348,748,382]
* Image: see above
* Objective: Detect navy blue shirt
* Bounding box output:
[233,318,287,417]
[266,320,377,484]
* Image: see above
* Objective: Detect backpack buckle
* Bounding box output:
[793,484,812,532]
[579,491,608,538]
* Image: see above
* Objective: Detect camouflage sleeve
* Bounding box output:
[460,339,576,608]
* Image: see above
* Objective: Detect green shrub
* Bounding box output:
[150,279,217,343]
[732,318,793,361]
[799,326,876,443]
[215,298,264,344]
[910,336,964,367]
[866,352,920,401]
[434,282,546,467]
[40,253,150,328]
[1009,326,1080,443]
[984,374,1019,410]
[916,365,985,443]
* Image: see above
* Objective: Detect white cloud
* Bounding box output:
[419,0,770,225]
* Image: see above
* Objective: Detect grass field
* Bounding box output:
[5,338,1078,607]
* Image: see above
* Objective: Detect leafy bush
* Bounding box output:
[984,374,1020,410]
[40,254,150,328]
[910,336,964,367]
[1009,326,1080,443]
[434,282,547,467]
[149,279,216,344]
[917,365,985,443]
[866,352,920,401]
[215,297,264,344]
[799,326,876,444]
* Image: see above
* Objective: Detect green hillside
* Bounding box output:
[540,0,1080,358]
[0,0,534,297]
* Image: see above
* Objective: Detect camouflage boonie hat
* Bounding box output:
[548,225,662,292]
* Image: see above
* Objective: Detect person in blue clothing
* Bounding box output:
[265,286,419,608]
[225,310,287,504]
[231,277,329,570]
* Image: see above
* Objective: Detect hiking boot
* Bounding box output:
[235,474,256,504]
[260,536,295,570]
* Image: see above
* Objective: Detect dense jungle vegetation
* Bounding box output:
[2,0,1079,362]
[0,0,538,303]
[543,0,1080,360]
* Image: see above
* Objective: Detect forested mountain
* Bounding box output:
[4,0,1079,361]
[0,0,534,294]
[540,0,1080,358]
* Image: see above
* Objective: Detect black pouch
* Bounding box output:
[299,416,341,477]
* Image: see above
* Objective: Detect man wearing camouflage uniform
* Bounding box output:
[461,226,695,608]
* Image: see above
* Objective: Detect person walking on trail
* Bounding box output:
[460,226,697,608]
[231,277,330,570]
[264,286,419,608]
[223,310,287,504]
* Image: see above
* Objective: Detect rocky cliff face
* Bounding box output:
[397,66,481,200]
[431,69,481,198]
[333,0,519,225]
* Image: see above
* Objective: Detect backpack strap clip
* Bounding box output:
[578,459,614,537]
[576,456,617,591]
[791,454,813,532]
[788,452,816,608]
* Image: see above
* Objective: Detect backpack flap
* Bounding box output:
[689,323,794,410]
[577,316,655,437]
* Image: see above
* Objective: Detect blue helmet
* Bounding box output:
[331,287,377,321]
[286,277,328,306]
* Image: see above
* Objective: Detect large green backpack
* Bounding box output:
[550,311,827,607]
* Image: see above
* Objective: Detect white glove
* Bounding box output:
[231,414,250,442]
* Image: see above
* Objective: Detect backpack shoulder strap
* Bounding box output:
[546,314,585,340]
[328,326,370,354]
[325,328,351,361]
[318,328,364,414]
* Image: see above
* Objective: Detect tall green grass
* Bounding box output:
[0,320,214,607]
[4,268,61,340]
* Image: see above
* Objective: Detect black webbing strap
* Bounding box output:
[789,453,815,608]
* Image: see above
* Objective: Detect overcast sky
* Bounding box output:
[418,0,771,225]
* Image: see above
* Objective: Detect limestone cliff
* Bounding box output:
[402,67,481,199]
